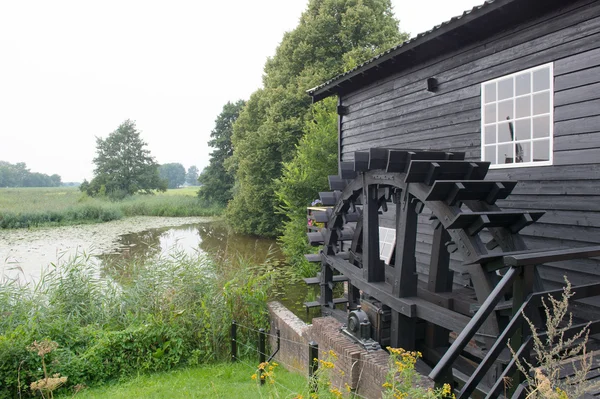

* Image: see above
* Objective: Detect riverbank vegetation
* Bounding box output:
[0,250,277,398]
[0,187,221,229]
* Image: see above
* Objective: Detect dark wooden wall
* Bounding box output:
[338,0,600,290]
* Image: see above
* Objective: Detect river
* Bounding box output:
[0,217,315,320]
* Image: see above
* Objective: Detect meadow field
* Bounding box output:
[0,187,222,229]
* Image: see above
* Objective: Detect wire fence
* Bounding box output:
[231,321,377,399]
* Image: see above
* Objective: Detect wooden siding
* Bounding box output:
[339,0,600,289]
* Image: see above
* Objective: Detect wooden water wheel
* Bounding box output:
[305,148,549,387]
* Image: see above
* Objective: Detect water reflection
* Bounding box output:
[97,220,315,322]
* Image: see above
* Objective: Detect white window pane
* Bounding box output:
[533,67,551,92]
[498,99,514,121]
[515,73,531,96]
[498,143,514,164]
[480,63,553,168]
[498,77,514,100]
[532,115,550,138]
[484,104,496,123]
[515,119,531,141]
[484,145,496,164]
[515,96,531,118]
[498,121,513,143]
[515,141,531,164]
[484,82,496,104]
[533,140,550,162]
[380,243,390,256]
[484,125,496,144]
[533,91,550,115]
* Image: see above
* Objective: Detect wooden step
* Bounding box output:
[425,180,518,205]
[319,191,341,206]
[304,301,321,309]
[335,226,355,241]
[330,297,348,309]
[387,150,465,173]
[307,232,324,246]
[340,162,357,180]
[304,273,349,286]
[303,277,320,285]
[354,151,370,172]
[343,211,361,223]
[367,148,389,170]
[309,210,330,223]
[405,161,490,185]
[328,175,349,191]
[446,211,544,235]
[304,253,321,263]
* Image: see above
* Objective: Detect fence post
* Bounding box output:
[259,328,266,386]
[309,341,319,392]
[231,321,237,362]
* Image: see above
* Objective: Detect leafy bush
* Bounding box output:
[275,98,338,275]
[0,250,277,397]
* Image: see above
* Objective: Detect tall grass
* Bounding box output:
[0,187,222,229]
[0,250,277,398]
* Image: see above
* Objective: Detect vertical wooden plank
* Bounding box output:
[320,262,333,306]
[390,192,418,350]
[347,282,361,310]
[393,194,418,297]
[426,223,453,349]
[428,222,452,292]
[362,179,383,282]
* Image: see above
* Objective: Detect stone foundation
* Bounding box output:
[267,301,434,399]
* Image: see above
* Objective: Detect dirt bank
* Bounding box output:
[0,216,214,281]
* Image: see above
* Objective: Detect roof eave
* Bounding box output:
[308,0,514,102]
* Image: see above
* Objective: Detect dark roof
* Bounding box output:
[308,0,563,102]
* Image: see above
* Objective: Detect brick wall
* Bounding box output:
[267,301,434,399]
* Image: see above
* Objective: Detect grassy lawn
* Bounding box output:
[0,186,221,228]
[58,362,308,399]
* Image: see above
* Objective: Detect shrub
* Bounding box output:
[0,250,276,397]
[509,278,600,398]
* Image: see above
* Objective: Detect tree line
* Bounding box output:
[0,161,61,187]
[197,0,408,268]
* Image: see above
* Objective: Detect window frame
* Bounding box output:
[480,63,554,169]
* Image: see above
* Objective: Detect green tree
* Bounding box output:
[158,163,186,189]
[198,100,245,205]
[227,0,407,237]
[83,120,166,198]
[186,165,199,186]
[275,98,339,273]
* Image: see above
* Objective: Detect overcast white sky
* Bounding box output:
[0,0,483,182]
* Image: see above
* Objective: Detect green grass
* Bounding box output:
[57,362,308,399]
[0,187,222,228]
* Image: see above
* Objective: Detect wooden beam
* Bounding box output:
[426,223,453,349]
[326,255,471,332]
[391,192,419,349]
[363,182,384,282]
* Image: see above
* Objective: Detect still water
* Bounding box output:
[97,220,316,321]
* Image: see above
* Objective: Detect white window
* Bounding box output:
[379,227,396,265]
[481,63,553,168]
